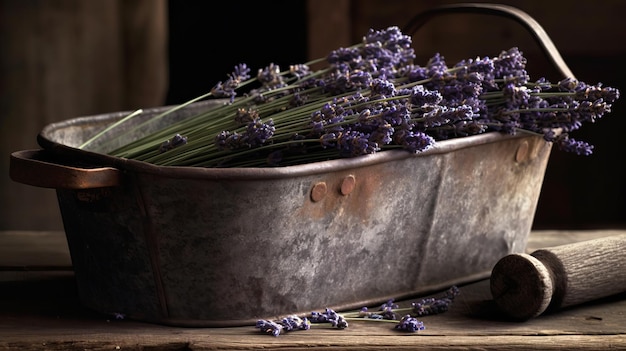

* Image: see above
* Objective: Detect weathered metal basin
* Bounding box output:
[10,100,552,327]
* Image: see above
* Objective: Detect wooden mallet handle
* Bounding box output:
[490,234,626,320]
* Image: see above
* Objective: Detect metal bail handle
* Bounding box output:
[402,3,576,80]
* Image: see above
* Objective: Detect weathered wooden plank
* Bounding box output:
[0,231,71,269]
[0,333,624,350]
[0,0,167,231]
[0,273,624,348]
[0,230,624,350]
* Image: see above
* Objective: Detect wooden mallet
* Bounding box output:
[490,233,626,320]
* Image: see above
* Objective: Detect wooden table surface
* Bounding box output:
[1,230,625,350]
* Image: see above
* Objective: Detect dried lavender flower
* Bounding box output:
[254,286,459,336]
[256,319,283,337]
[159,133,188,153]
[100,25,619,167]
[411,285,460,316]
[395,315,425,332]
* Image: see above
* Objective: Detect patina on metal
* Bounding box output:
[9,2,572,327]
[10,99,552,326]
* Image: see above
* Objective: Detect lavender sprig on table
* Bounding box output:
[255,286,460,336]
[87,26,619,167]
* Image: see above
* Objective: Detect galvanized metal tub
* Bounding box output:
[9,2,568,328]
[10,98,552,326]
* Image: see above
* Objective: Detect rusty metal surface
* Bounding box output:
[14,99,554,327]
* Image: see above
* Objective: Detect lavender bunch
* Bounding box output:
[87,26,619,167]
[255,286,459,336]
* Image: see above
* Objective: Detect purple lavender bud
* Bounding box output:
[327,47,361,65]
[381,310,397,320]
[319,133,338,148]
[331,315,349,329]
[244,118,275,147]
[338,130,380,157]
[576,83,620,103]
[159,134,187,153]
[358,108,372,123]
[445,286,460,299]
[600,86,620,103]
[257,63,286,89]
[395,315,425,332]
[369,122,394,145]
[393,130,435,153]
[407,65,429,82]
[232,63,251,82]
[159,140,171,153]
[289,64,312,79]
[299,317,311,330]
[426,52,448,74]
[555,135,594,155]
[281,316,299,331]
[310,309,330,323]
[290,91,308,107]
[214,131,244,150]
[170,134,187,147]
[493,47,528,80]
[310,308,343,324]
[411,286,460,316]
[503,84,531,107]
[371,78,397,97]
[381,104,411,126]
[349,70,374,89]
[379,299,399,310]
[234,108,259,125]
[410,85,443,106]
[210,80,237,102]
[256,319,283,337]
[309,311,325,323]
[281,315,309,331]
[558,77,579,91]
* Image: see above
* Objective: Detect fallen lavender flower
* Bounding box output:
[255,286,459,336]
[412,285,460,316]
[256,315,310,337]
[310,308,349,329]
[395,315,426,332]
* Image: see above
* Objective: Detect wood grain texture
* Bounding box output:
[534,233,626,308]
[0,230,625,350]
[491,233,626,319]
[0,0,167,231]
[490,253,554,320]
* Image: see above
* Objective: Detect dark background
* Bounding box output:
[165,1,308,105]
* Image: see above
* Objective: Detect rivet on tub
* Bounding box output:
[516,140,530,163]
[340,175,356,195]
[310,182,328,202]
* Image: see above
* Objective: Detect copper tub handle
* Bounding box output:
[403,3,576,80]
[10,149,122,189]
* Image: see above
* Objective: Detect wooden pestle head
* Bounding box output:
[490,253,554,320]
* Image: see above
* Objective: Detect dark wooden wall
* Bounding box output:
[1,0,168,230]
